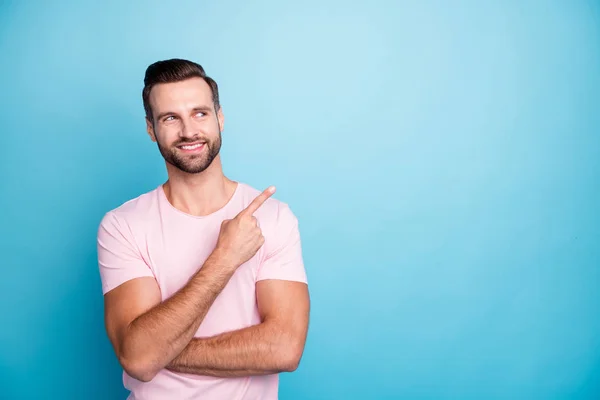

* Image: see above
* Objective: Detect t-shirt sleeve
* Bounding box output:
[257,203,308,284]
[97,211,155,295]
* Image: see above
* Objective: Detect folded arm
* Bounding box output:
[100,187,280,382]
[166,279,310,377]
[103,252,235,382]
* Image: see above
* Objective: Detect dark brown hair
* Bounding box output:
[142,58,220,121]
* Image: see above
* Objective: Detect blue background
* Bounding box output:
[1,1,599,399]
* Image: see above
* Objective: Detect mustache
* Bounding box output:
[174,137,209,146]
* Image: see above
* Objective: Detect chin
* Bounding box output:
[177,159,215,174]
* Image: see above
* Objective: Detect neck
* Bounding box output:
[162,155,237,217]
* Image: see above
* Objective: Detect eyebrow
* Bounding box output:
[156,106,213,121]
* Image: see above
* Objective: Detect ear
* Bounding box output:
[146,117,157,142]
[217,107,225,132]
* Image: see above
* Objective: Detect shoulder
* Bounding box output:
[98,186,161,237]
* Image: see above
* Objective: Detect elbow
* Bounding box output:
[281,358,300,373]
[132,368,158,383]
[279,342,304,372]
[119,355,159,383]
[117,334,161,382]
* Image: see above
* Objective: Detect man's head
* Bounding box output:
[142,59,224,174]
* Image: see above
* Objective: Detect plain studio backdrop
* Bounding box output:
[1,1,599,399]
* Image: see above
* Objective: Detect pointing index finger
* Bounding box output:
[241,186,276,216]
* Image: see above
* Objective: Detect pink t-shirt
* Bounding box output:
[96,182,308,400]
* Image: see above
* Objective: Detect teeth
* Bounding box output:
[181,143,203,150]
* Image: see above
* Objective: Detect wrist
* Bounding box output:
[206,247,238,273]
[188,250,236,295]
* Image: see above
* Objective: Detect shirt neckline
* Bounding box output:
[157,181,242,220]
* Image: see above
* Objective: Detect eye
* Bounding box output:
[195,111,206,117]
[164,116,175,122]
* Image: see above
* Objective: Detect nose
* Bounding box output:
[179,117,198,139]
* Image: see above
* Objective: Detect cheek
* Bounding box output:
[156,126,181,144]
[195,118,214,130]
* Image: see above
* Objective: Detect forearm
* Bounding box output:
[166,321,298,376]
[121,253,234,379]
[167,366,274,378]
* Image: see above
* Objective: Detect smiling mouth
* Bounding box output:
[177,142,206,151]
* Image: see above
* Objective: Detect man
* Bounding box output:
[96,58,310,399]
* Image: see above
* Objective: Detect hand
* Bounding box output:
[214,186,276,270]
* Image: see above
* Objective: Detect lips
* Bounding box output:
[177,142,206,152]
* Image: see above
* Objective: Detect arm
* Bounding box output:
[103,251,235,382]
[166,278,310,377]
[101,187,277,382]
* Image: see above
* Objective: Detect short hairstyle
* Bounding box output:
[142,58,220,121]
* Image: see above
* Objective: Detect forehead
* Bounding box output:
[149,77,213,113]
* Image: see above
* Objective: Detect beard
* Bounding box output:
[156,130,222,174]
